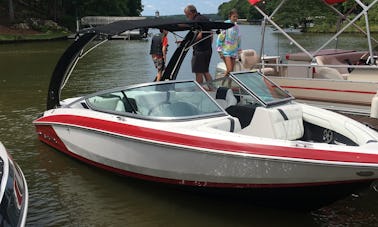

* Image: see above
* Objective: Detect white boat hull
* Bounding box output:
[35,112,378,188]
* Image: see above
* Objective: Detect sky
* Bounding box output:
[141,0,228,16]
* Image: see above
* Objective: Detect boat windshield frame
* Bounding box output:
[231,71,294,107]
[209,71,294,107]
[71,80,228,121]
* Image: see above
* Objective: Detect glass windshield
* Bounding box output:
[232,71,293,106]
[86,81,224,119]
[201,71,293,108]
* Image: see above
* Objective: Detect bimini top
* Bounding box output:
[91,18,234,36]
[47,18,234,110]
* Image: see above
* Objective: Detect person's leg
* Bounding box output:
[195,73,204,83]
[230,57,236,73]
[152,57,159,81]
[204,72,212,82]
[156,70,162,81]
[224,56,233,77]
[156,58,166,81]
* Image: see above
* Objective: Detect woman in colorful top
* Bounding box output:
[216,9,241,77]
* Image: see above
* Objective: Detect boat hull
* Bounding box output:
[34,121,378,208]
[270,76,378,109]
[34,121,378,186]
[0,142,28,227]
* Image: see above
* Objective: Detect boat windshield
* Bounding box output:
[86,81,225,119]
[202,71,293,107]
[231,71,294,106]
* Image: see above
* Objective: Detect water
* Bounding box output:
[0,25,377,226]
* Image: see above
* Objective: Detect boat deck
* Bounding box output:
[297,99,378,131]
[342,114,378,132]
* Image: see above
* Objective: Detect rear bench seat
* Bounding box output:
[314,51,366,79]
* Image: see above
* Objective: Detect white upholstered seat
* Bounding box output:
[239,104,304,140]
[215,87,237,109]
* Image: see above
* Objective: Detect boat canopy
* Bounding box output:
[47,19,233,110]
[92,18,234,36]
[249,0,377,66]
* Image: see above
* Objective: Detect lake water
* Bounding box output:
[0,25,377,226]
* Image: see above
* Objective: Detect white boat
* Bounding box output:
[0,142,28,226]
[217,0,378,117]
[33,18,378,208]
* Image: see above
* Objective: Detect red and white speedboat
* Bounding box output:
[33,19,378,208]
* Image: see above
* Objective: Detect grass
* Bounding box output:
[0,31,70,42]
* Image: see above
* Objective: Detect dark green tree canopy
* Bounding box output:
[1,0,143,29]
[218,0,378,31]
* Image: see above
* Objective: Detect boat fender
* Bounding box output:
[370,91,378,118]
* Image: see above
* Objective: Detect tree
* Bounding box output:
[218,0,378,32]
[1,0,143,29]
[8,0,15,22]
[218,0,255,20]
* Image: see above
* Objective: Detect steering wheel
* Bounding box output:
[322,129,334,144]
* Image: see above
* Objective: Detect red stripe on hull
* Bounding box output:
[34,115,378,164]
[35,125,375,189]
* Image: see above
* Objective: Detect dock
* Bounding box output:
[70,16,149,40]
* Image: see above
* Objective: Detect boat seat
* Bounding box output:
[314,67,345,80]
[133,92,168,115]
[240,49,259,69]
[240,49,276,75]
[215,87,237,109]
[149,101,199,117]
[115,100,126,111]
[114,98,138,113]
[315,51,365,75]
[238,104,304,140]
[88,96,120,111]
[226,105,256,129]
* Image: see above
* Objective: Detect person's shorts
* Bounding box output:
[153,58,165,71]
[192,49,212,73]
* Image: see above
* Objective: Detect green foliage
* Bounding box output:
[0,31,69,41]
[218,0,378,32]
[74,0,142,16]
[0,0,143,30]
[218,0,257,20]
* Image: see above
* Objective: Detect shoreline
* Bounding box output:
[0,35,69,44]
[0,32,70,43]
[0,24,70,43]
